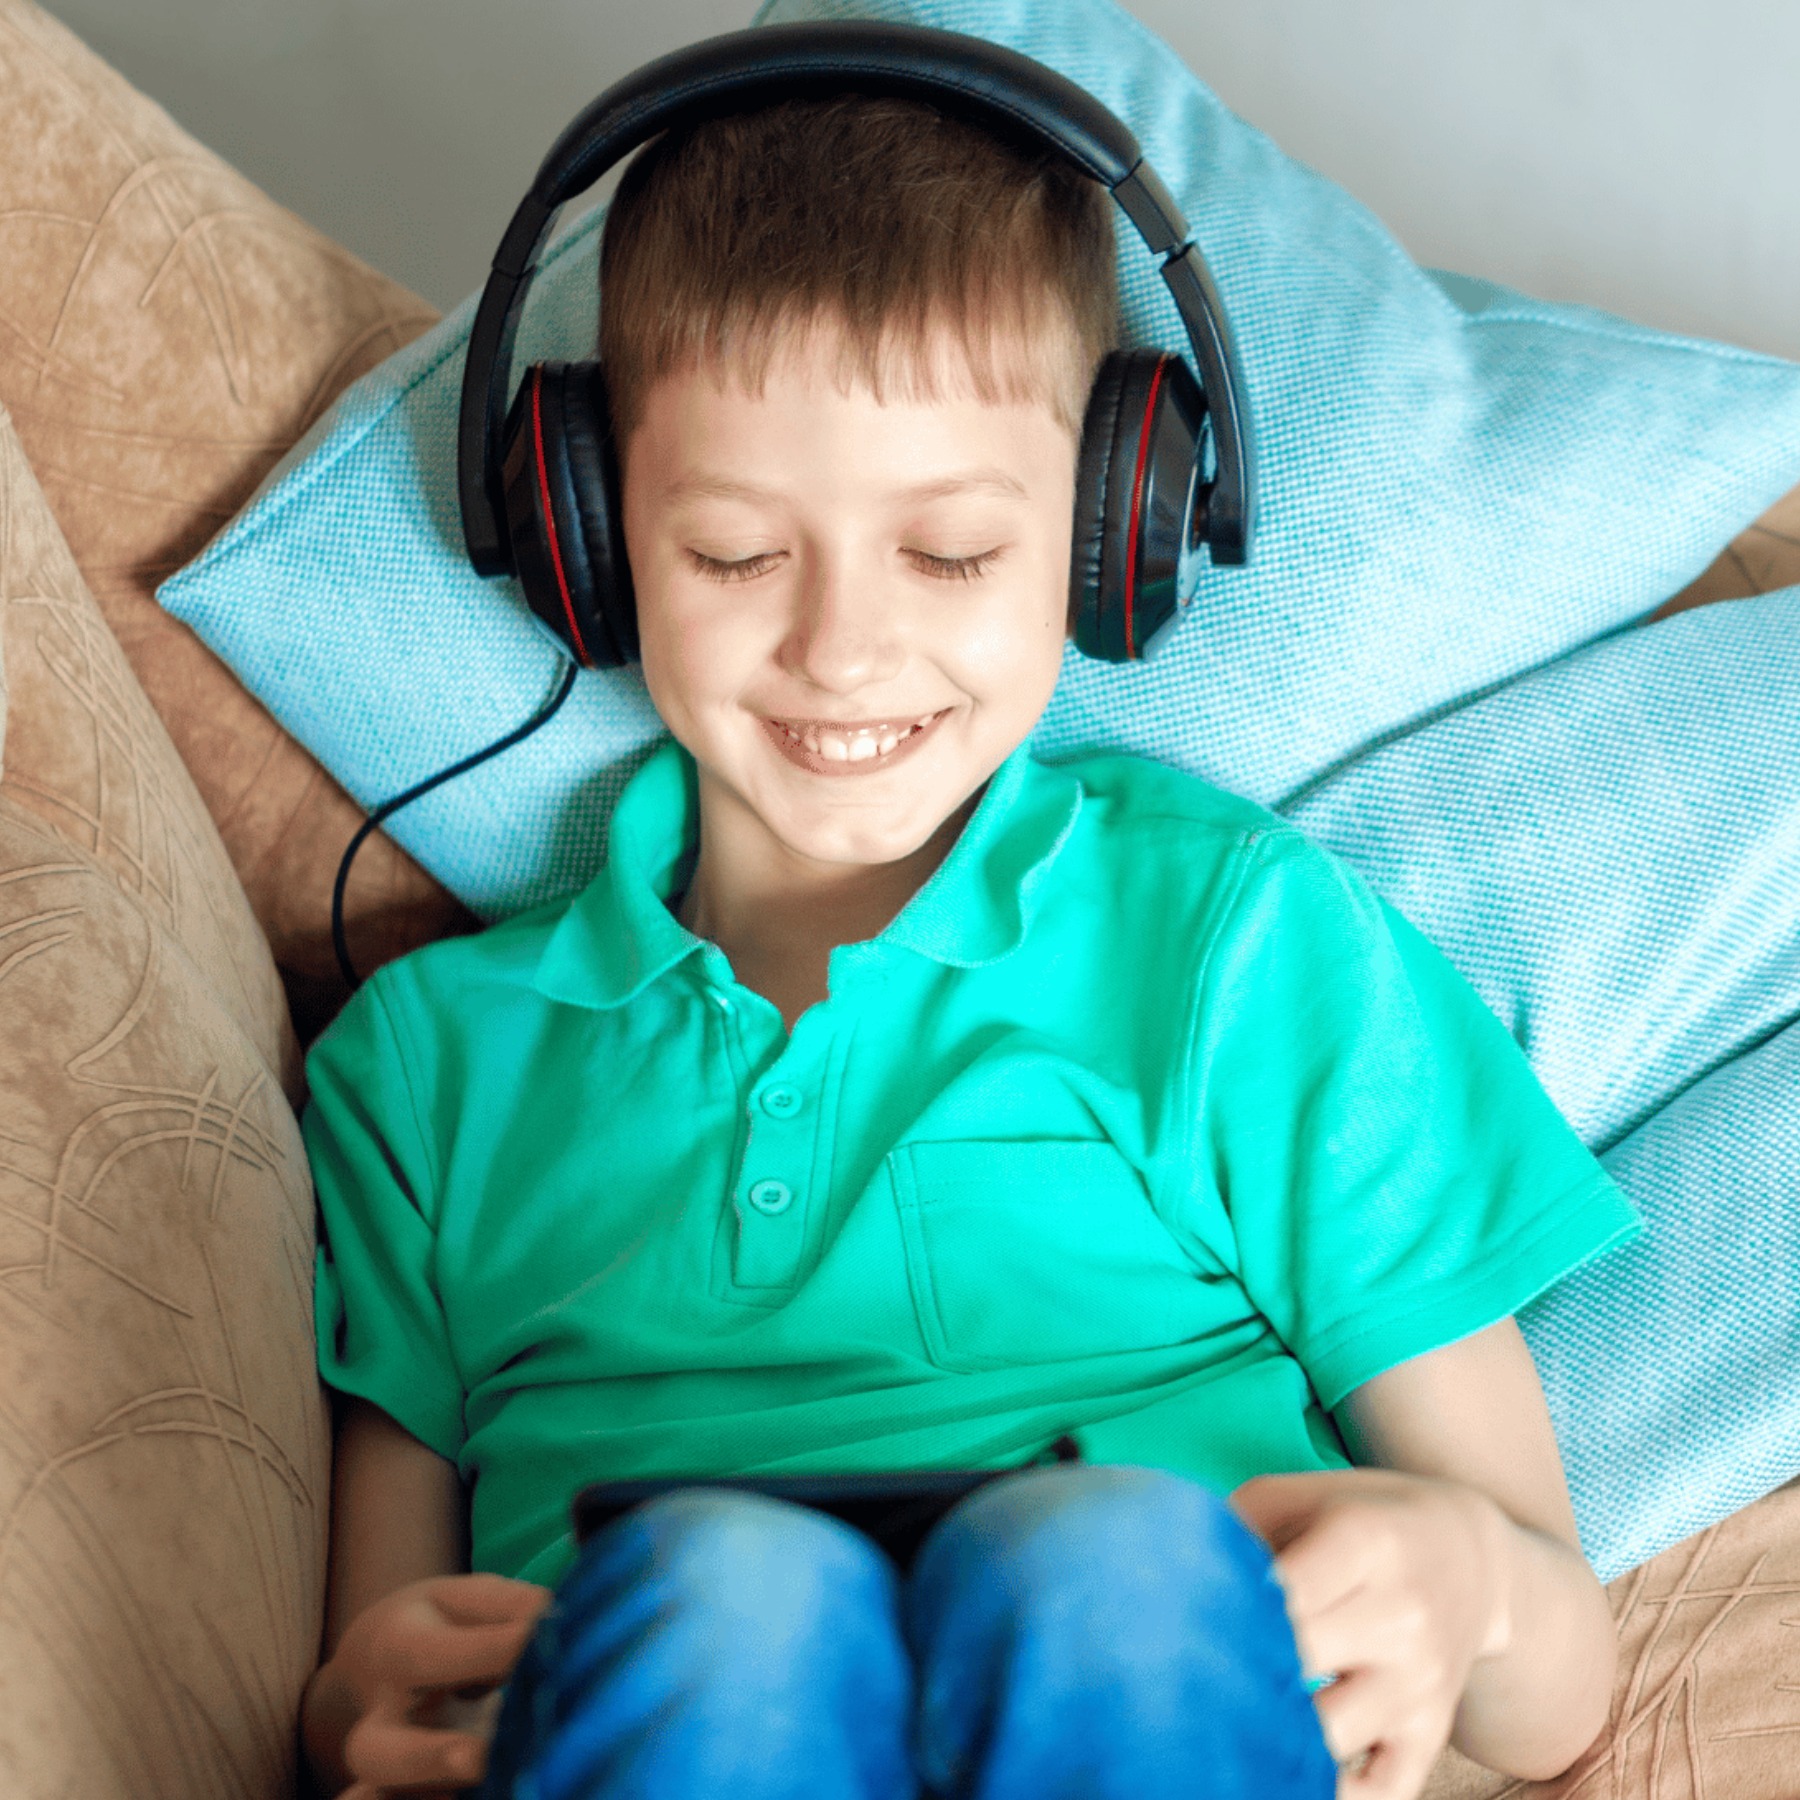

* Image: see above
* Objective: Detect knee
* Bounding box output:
[938,1464,1271,1604]
[911,1463,1284,1654]
[492,1493,915,1799]
[905,1466,1323,1785]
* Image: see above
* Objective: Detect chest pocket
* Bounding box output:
[888,1138,1216,1375]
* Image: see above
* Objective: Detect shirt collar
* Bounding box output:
[533,732,1084,1011]
[877,735,1083,970]
[534,739,704,1011]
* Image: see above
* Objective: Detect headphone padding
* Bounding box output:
[1075,350,1172,661]
[537,367,607,662]
[1129,353,1207,660]
[500,362,635,667]
[554,365,637,664]
[1070,351,1131,660]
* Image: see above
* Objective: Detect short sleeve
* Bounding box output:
[304,969,466,1459]
[1187,829,1641,1411]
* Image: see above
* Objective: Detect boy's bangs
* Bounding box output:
[663,294,1094,432]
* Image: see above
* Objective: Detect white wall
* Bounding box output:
[39,0,1800,359]
[1166,0,1800,361]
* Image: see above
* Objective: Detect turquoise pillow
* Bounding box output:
[157,0,1800,918]
[1282,586,1800,1578]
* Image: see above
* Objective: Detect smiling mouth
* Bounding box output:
[766,710,947,764]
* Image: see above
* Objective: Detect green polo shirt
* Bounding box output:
[306,736,1639,1586]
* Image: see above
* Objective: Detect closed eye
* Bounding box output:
[907,547,1004,582]
[689,549,786,583]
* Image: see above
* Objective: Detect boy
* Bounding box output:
[299,89,1638,1800]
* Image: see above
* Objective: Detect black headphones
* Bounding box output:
[337,22,1258,990]
[457,19,1254,666]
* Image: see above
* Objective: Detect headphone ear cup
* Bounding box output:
[1070,351,1132,660]
[1070,349,1206,662]
[500,361,636,667]
[557,365,638,664]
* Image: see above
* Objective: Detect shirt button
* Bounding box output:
[746,1178,794,1215]
[759,1084,803,1119]
[709,991,733,1013]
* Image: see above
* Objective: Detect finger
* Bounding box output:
[1273,1510,1384,1626]
[345,1713,488,1792]
[1299,1584,1451,1696]
[341,1789,460,1800]
[1311,1667,1449,1773]
[1312,1667,1384,1767]
[426,1573,554,1626]
[342,1785,475,1800]
[1230,1472,1348,1551]
[376,1615,541,1691]
[416,1683,507,1741]
[1340,1729,1441,1800]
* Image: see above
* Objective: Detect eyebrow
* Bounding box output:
[666,469,1029,504]
[903,470,1029,502]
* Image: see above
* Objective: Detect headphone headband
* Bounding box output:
[459,20,1251,578]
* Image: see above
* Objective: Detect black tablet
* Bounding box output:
[572,1436,1080,1573]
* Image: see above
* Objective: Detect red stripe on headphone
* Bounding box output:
[1121,356,1168,658]
[531,368,593,665]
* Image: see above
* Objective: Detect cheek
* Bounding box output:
[634,572,771,727]
[978,529,1073,676]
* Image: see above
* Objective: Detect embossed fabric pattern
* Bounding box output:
[1421,1478,1800,1800]
[0,398,328,1796]
[0,0,472,1035]
[0,800,328,1800]
[1,405,297,1098]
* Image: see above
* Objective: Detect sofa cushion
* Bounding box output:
[0,0,473,1035]
[0,797,328,1800]
[0,401,298,1100]
[1423,1478,1800,1800]
[0,403,324,1800]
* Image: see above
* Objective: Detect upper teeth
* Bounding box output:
[777,714,937,761]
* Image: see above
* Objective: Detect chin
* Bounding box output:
[775,811,943,869]
[761,775,956,861]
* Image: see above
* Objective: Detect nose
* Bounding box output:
[776,548,903,694]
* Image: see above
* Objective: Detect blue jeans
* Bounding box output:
[478,1463,1337,1800]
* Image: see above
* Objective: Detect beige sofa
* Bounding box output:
[2,2,1799,1794]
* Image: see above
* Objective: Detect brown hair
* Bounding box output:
[597,93,1117,443]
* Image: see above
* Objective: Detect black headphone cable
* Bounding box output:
[331,659,581,992]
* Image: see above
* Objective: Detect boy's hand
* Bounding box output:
[316,1571,551,1798]
[1230,1467,1513,1800]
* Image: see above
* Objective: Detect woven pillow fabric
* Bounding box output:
[1282,587,1800,1580]
[156,0,1800,919]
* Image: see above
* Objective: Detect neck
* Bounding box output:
[675,776,978,1024]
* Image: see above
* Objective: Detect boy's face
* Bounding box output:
[621,318,1077,877]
